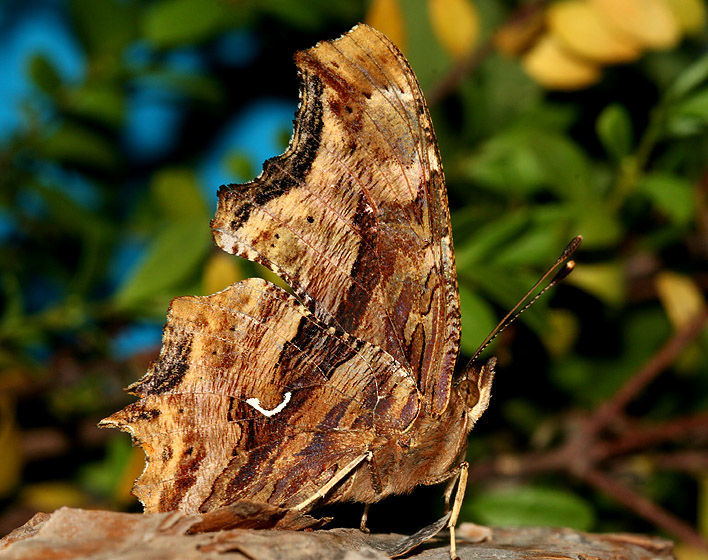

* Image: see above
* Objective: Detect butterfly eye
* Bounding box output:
[456,379,480,409]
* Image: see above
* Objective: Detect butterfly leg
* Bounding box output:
[293,452,372,512]
[421,463,464,513]
[360,503,371,533]
[448,461,468,560]
[360,454,384,532]
[443,474,457,513]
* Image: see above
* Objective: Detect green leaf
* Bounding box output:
[136,71,224,104]
[459,285,497,356]
[41,125,119,169]
[32,183,104,238]
[225,152,256,182]
[455,206,571,270]
[463,128,593,201]
[596,104,633,160]
[70,0,138,59]
[27,54,62,95]
[493,219,567,268]
[143,0,239,48]
[235,0,360,32]
[460,54,542,137]
[257,0,326,29]
[570,202,622,249]
[454,210,530,270]
[463,136,547,196]
[674,88,708,119]
[150,168,209,222]
[566,262,625,306]
[463,265,547,334]
[62,84,125,127]
[114,219,210,309]
[667,88,708,136]
[665,115,707,137]
[464,485,595,530]
[0,273,23,329]
[400,0,451,91]
[666,53,708,100]
[79,436,132,497]
[525,130,593,200]
[638,172,695,225]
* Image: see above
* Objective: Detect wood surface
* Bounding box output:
[0,506,674,560]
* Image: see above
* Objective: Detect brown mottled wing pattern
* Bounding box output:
[101,278,419,513]
[211,24,460,415]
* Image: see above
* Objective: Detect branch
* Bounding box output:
[647,450,708,472]
[595,413,708,460]
[587,308,708,435]
[468,449,568,480]
[426,0,549,105]
[580,468,708,551]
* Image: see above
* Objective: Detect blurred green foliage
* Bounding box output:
[0,0,707,551]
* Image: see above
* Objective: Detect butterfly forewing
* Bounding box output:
[212,25,460,415]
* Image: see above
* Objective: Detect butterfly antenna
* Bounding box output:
[470,235,582,362]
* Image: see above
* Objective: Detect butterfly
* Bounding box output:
[101,24,579,559]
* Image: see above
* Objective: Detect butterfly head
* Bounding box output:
[455,357,496,427]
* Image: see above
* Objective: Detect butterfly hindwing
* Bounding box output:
[101,278,419,512]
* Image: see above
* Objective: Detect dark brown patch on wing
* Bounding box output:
[337,193,380,334]
[217,74,325,231]
[130,329,193,396]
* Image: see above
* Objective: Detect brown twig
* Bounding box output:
[595,412,708,460]
[426,0,549,105]
[646,450,708,472]
[426,41,495,106]
[580,468,708,550]
[586,308,708,436]
[468,449,568,480]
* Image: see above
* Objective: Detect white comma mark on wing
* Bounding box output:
[246,391,292,417]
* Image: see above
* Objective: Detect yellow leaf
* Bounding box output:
[21,482,87,511]
[0,396,22,498]
[655,271,706,329]
[522,34,602,90]
[676,473,708,560]
[542,309,579,357]
[202,252,244,294]
[366,0,406,52]
[675,544,708,560]
[591,0,682,49]
[548,0,643,63]
[701,472,708,543]
[428,0,480,59]
[566,262,625,306]
[664,0,706,34]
